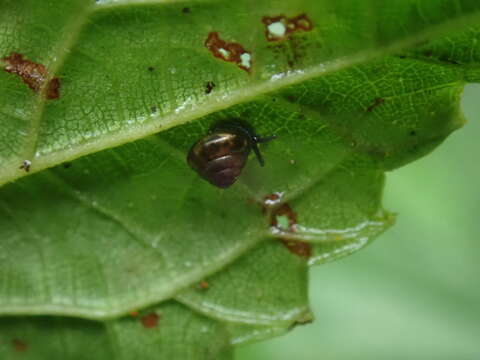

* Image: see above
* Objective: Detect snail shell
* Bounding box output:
[187,120,276,188]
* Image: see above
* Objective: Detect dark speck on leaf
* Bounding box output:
[19,160,31,172]
[410,130,417,136]
[205,81,215,94]
[182,7,190,13]
[367,97,385,112]
[147,66,155,72]
[63,162,72,169]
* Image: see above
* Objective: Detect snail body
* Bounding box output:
[187,120,276,188]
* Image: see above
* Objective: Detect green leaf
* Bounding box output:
[1,0,480,358]
[177,240,312,326]
[2,0,480,183]
[407,25,480,81]
[0,302,232,360]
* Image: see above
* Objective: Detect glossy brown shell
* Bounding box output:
[187,132,250,188]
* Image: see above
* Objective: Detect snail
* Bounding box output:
[187,120,276,188]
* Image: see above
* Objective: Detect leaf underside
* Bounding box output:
[1,0,480,358]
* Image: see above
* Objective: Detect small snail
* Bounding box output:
[187,120,276,188]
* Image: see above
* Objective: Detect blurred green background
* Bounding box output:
[237,84,480,360]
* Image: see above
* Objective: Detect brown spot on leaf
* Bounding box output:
[205,81,216,94]
[141,312,159,329]
[2,52,60,99]
[271,203,297,231]
[12,339,28,352]
[262,192,297,232]
[129,310,139,317]
[262,192,282,215]
[266,28,312,68]
[281,239,312,258]
[262,193,311,259]
[264,192,282,203]
[367,97,385,112]
[46,77,60,99]
[262,14,313,42]
[198,280,210,290]
[205,32,252,73]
